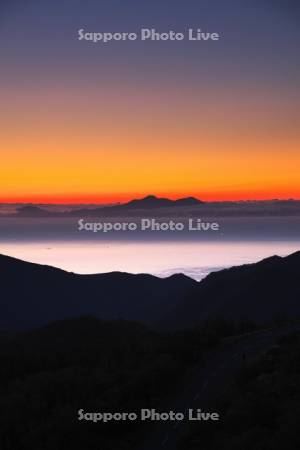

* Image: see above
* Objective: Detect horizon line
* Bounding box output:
[0,194,299,206]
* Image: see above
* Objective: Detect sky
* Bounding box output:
[0,0,299,203]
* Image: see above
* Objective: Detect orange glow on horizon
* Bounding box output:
[1,189,299,205]
[1,82,299,204]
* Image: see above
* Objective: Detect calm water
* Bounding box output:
[1,216,299,280]
[1,240,299,281]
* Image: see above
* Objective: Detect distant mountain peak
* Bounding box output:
[143,195,158,200]
[123,195,204,209]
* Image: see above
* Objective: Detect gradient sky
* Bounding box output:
[0,0,299,203]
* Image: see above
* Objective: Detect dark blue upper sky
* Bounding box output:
[1,0,299,87]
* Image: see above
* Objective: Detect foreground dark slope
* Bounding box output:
[0,254,195,329]
[168,251,300,329]
[0,316,218,450]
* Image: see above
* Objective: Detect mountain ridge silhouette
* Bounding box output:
[1,251,300,330]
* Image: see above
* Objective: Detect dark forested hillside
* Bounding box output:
[0,317,218,450]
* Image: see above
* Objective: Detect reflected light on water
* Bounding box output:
[1,240,299,281]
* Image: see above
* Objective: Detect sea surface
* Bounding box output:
[0,216,299,280]
[1,239,299,281]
